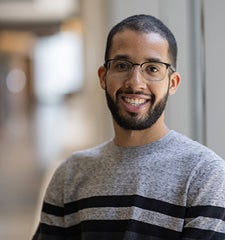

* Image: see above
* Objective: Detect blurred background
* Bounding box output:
[0,0,224,239]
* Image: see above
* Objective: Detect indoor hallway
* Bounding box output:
[0,101,43,240]
[0,92,102,240]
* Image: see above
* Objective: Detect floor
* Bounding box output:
[0,92,99,240]
[0,106,43,240]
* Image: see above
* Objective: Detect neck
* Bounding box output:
[113,117,169,147]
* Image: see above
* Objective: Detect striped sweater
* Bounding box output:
[33,130,225,240]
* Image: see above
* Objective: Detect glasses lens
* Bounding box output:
[107,60,132,79]
[141,62,167,81]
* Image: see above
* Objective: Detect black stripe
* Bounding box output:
[65,219,182,239]
[64,195,186,218]
[35,221,225,240]
[186,205,225,220]
[42,196,225,221]
[39,223,65,235]
[35,220,180,240]
[42,202,64,217]
[183,227,225,240]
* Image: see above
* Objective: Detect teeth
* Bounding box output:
[124,97,146,105]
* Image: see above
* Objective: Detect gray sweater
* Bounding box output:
[33,130,225,240]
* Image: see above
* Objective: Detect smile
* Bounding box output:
[123,97,148,106]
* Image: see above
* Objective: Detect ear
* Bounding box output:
[168,71,181,95]
[98,65,107,90]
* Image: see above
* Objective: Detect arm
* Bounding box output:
[32,164,65,240]
[182,158,225,240]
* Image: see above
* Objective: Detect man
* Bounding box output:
[33,14,225,240]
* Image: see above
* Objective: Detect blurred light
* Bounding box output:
[33,31,83,103]
[6,68,27,93]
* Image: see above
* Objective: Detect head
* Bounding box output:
[105,14,178,70]
[98,14,180,131]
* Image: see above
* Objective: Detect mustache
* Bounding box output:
[117,89,152,97]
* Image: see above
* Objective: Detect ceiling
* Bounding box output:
[0,0,79,24]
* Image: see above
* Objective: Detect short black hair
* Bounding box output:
[104,14,177,69]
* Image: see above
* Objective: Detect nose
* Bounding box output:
[124,65,147,90]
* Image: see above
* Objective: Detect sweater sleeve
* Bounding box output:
[182,158,225,240]
[32,163,66,240]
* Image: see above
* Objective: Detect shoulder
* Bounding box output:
[52,139,113,178]
[164,131,225,182]
[168,132,225,207]
[168,130,224,162]
[44,140,113,203]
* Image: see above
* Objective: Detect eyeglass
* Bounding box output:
[104,59,175,82]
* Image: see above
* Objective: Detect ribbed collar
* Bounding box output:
[105,130,175,158]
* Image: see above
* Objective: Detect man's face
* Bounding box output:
[99,30,175,131]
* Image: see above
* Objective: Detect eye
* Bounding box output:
[113,60,131,72]
[144,63,160,74]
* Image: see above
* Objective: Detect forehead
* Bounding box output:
[109,30,169,62]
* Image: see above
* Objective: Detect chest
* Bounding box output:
[65,157,190,207]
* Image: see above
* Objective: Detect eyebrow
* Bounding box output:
[112,54,130,60]
[111,55,164,63]
[145,57,164,63]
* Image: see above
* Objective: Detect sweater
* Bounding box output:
[33,130,225,240]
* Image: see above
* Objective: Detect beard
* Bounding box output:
[105,88,169,131]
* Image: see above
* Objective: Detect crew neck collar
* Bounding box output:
[108,130,175,155]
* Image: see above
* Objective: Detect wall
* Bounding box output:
[204,0,225,158]
[80,0,113,144]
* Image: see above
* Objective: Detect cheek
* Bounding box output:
[105,79,123,97]
[149,82,169,99]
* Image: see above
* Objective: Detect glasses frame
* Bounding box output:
[104,59,175,81]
